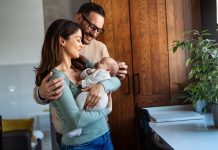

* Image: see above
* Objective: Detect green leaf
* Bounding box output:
[186,58,191,67]
[172,44,179,52]
[171,29,218,104]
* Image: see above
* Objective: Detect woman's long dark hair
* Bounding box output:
[35,19,83,86]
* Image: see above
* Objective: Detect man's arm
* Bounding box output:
[34,55,93,101]
[33,72,64,104]
[33,86,49,104]
[34,59,126,104]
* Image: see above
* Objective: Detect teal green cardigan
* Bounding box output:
[50,68,121,145]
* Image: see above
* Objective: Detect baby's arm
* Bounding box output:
[80,69,111,88]
[80,68,95,79]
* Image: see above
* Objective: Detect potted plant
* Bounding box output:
[172,30,218,127]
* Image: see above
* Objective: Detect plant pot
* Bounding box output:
[212,103,218,128]
[194,100,207,114]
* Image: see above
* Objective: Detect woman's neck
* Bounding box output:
[56,57,81,85]
[56,55,72,72]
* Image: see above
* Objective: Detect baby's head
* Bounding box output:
[96,57,119,76]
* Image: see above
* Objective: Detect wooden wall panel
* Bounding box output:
[130,0,170,107]
[167,0,186,98]
[131,0,151,96]
[167,0,201,99]
[94,0,115,57]
[91,0,201,149]
[91,0,135,150]
[153,0,169,95]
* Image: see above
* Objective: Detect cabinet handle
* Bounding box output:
[134,73,140,94]
[124,74,130,95]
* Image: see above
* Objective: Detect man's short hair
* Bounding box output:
[78,2,105,17]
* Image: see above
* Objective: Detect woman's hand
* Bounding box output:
[38,72,64,100]
[82,83,105,109]
[117,62,128,80]
[106,93,112,113]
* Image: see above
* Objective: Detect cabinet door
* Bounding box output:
[91,0,201,149]
[92,0,135,150]
[167,0,201,99]
[130,0,201,107]
[130,0,170,107]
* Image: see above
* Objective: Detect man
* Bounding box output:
[33,2,127,147]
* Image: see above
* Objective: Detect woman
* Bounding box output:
[35,19,120,150]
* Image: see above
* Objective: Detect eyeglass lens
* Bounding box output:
[82,15,104,34]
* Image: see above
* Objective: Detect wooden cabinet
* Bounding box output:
[130,0,170,107]
[167,0,201,103]
[92,0,201,149]
[92,1,135,149]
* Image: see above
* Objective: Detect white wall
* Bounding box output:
[0,64,48,118]
[0,0,88,132]
[0,0,47,121]
[0,0,44,65]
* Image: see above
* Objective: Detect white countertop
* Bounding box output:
[146,105,218,150]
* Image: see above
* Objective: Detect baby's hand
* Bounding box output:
[91,69,96,73]
[87,69,96,75]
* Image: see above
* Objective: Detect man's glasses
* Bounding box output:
[81,15,104,34]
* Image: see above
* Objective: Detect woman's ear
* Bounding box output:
[59,36,65,46]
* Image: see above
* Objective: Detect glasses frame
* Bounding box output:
[81,15,104,35]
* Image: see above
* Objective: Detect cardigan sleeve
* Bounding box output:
[51,70,111,129]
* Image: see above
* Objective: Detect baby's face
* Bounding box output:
[96,57,119,76]
[96,60,109,70]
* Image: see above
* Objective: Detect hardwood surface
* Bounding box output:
[130,0,170,107]
[167,0,201,99]
[91,0,201,149]
[92,0,135,150]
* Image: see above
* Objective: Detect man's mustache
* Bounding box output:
[82,32,94,44]
[84,32,94,38]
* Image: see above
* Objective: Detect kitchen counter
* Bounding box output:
[145,105,218,150]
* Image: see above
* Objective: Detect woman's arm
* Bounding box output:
[83,76,121,109]
[51,72,111,129]
[100,77,121,93]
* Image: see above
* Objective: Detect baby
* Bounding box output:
[77,57,119,110]
[67,57,119,138]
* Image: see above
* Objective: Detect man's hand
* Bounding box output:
[117,62,128,80]
[38,72,64,100]
[82,83,105,109]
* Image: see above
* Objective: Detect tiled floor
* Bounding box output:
[41,131,52,150]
